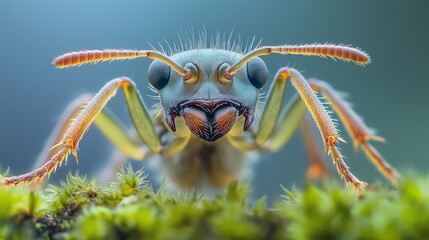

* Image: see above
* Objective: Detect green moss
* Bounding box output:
[0,186,43,239]
[1,167,429,240]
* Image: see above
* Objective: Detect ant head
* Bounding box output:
[149,49,268,142]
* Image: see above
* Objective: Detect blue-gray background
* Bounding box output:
[0,0,428,199]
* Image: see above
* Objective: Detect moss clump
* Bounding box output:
[1,167,429,239]
[0,186,43,239]
[282,177,429,240]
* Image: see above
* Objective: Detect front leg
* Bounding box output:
[267,78,400,185]
[230,68,390,189]
[1,77,162,185]
[269,68,367,189]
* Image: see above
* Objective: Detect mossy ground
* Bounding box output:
[1,167,428,240]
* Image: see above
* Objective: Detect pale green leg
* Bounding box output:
[120,80,162,153]
[255,69,288,145]
[94,109,147,160]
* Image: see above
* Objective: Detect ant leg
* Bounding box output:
[1,77,162,186]
[308,79,400,185]
[264,71,399,187]
[270,68,367,189]
[266,78,400,185]
[9,95,148,188]
[32,95,92,176]
[28,95,92,188]
[230,68,369,189]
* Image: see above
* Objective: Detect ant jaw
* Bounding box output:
[182,104,238,142]
[166,99,254,142]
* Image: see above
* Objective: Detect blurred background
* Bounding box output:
[0,0,428,199]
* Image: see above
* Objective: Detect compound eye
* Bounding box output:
[148,60,171,90]
[247,57,268,89]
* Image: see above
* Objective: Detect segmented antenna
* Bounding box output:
[227,44,371,76]
[53,49,147,68]
[53,49,189,77]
